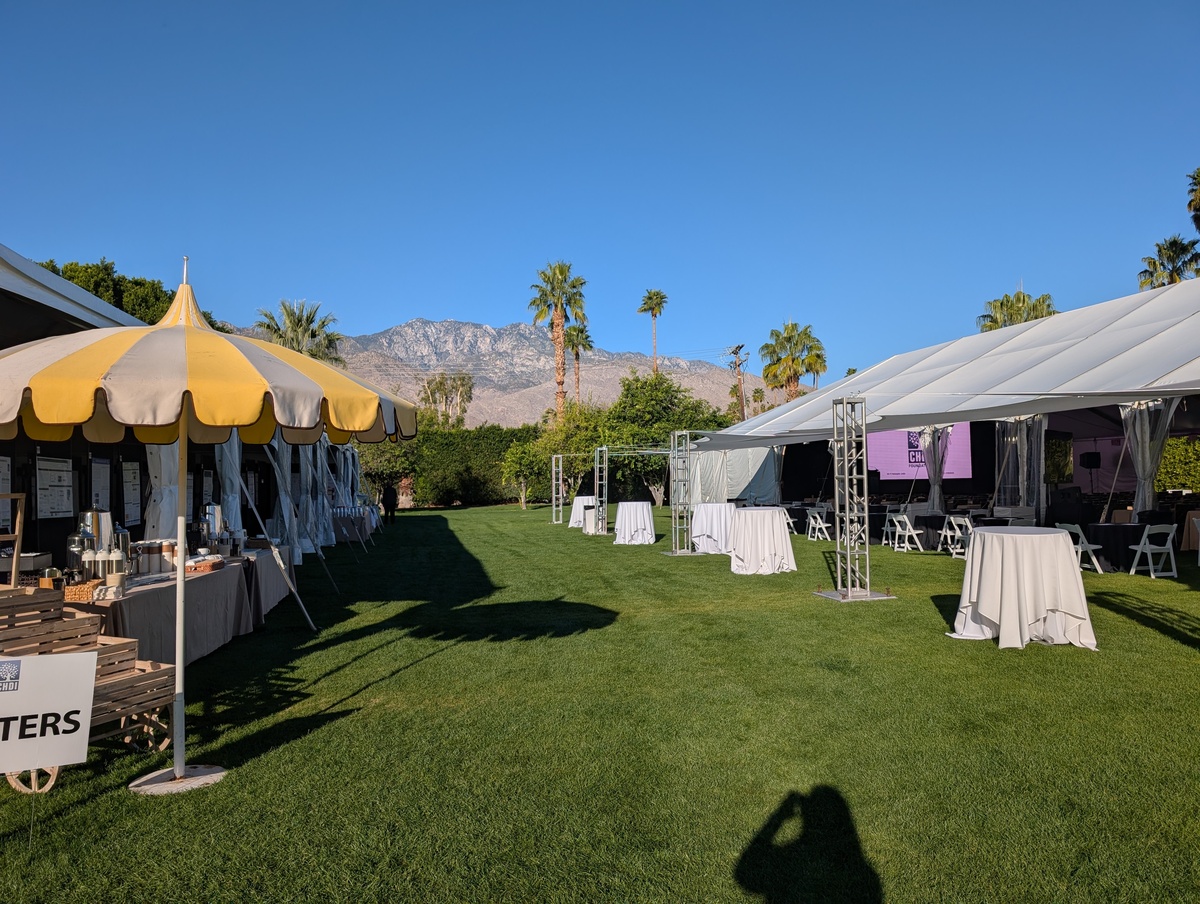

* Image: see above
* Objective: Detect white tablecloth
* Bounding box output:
[950,527,1097,650]
[729,507,796,575]
[569,495,597,528]
[613,501,655,545]
[692,502,736,554]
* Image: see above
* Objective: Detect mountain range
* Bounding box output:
[324,319,769,427]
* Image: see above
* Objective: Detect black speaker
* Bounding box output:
[1080,452,1101,469]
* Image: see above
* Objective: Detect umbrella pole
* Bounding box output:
[173,413,189,779]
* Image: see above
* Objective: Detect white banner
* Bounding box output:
[0,652,97,773]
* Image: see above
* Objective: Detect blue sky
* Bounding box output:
[4,1,1197,381]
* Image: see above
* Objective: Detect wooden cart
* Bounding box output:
[0,587,175,793]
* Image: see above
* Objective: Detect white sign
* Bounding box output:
[122,462,142,526]
[0,652,97,773]
[91,457,111,510]
[36,456,74,519]
[0,456,10,531]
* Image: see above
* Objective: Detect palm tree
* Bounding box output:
[975,290,1057,332]
[529,261,586,422]
[759,321,819,401]
[801,338,828,389]
[637,289,668,374]
[1138,235,1200,289]
[254,299,345,365]
[563,323,594,403]
[1188,168,1200,235]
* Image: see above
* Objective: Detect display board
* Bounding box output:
[865,423,973,480]
[90,457,111,510]
[0,457,9,531]
[36,457,74,519]
[122,461,142,526]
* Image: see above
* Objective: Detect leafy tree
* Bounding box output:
[759,321,821,401]
[254,300,345,364]
[1188,167,1200,236]
[637,289,668,374]
[529,260,587,423]
[1156,437,1200,493]
[40,257,227,329]
[537,401,610,499]
[1138,235,1200,289]
[975,290,1057,332]
[563,323,594,403]
[419,372,474,427]
[845,367,858,377]
[501,439,545,509]
[607,371,730,504]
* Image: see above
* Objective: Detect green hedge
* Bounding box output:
[1156,436,1200,493]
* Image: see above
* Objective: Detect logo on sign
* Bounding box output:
[906,432,926,466]
[0,660,19,693]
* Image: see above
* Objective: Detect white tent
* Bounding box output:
[699,280,1200,450]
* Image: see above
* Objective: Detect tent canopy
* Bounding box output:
[699,280,1200,450]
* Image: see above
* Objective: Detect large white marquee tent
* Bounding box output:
[700,279,1200,449]
[695,279,1200,515]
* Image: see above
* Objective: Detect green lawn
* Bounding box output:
[3,506,1199,903]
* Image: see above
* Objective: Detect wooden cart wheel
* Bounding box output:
[6,766,60,794]
[121,710,171,753]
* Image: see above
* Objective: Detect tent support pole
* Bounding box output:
[239,471,320,630]
[1101,436,1130,523]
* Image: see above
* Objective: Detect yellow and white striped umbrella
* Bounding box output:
[0,272,415,790]
[0,280,416,444]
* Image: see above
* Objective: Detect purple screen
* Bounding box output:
[866,423,973,481]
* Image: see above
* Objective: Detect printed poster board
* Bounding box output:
[122,462,142,526]
[36,457,74,519]
[0,457,10,531]
[90,457,111,511]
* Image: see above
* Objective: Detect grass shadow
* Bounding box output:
[1088,590,1200,651]
[735,787,882,904]
[932,594,961,630]
[392,597,618,642]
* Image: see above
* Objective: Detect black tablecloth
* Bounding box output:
[1084,523,1147,573]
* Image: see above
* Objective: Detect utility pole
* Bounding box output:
[728,344,748,421]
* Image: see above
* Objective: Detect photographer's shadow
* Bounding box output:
[735,787,882,904]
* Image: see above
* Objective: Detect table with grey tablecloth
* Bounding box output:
[728,507,796,575]
[950,526,1096,650]
[73,565,254,664]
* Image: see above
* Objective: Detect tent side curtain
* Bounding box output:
[1119,398,1181,514]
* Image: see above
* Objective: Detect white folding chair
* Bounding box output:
[935,516,956,553]
[806,508,831,541]
[890,514,923,551]
[881,505,902,547]
[1056,522,1104,572]
[1128,524,1177,578]
[944,515,973,559]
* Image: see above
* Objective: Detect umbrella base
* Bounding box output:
[129,764,227,795]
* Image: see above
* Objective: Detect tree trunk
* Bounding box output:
[574,350,581,402]
[651,315,658,374]
[553,309,567,421]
